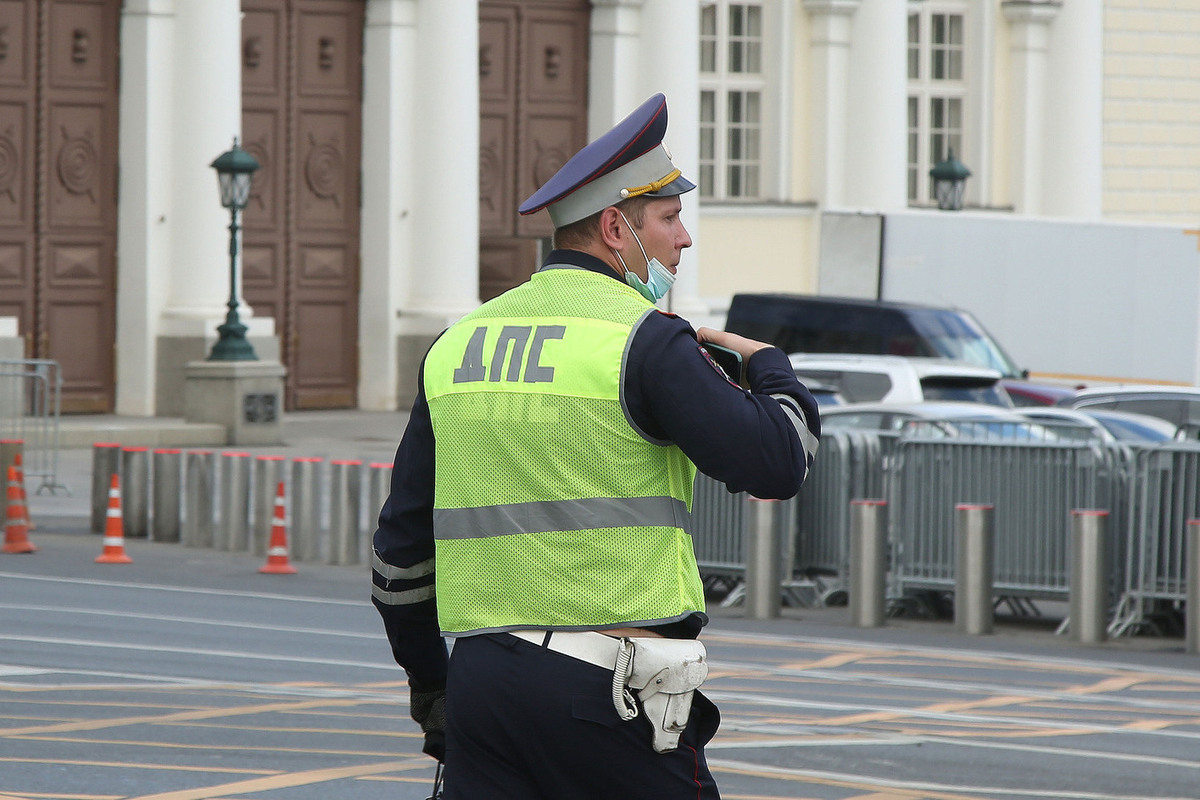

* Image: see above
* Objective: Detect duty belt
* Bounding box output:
[509,630,709,752]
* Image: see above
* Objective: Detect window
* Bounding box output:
[699,2,766,200]
[907,5,966,205]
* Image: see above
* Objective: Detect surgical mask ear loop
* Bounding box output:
[617,210,654,271]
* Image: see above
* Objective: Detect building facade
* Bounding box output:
[0,0,1195,416]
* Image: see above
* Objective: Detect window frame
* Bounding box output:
[698,1,789,204]
[906,0,983,208]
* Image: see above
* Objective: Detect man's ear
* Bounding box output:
[597,206,625,249]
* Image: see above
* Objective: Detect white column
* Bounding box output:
[161,0,243,329]
[844,1,906,210]
[1043,1,1102,218]
[588,0,645,140]
[116,0,175,415]
[640,0,704,319]
[1003,1,1060,215]
[407,0,479,320]
[359,0,417,410]
[804,0,858,208]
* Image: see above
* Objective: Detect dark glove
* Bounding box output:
[410,686,446,761]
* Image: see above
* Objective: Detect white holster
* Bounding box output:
[617,638,708,753]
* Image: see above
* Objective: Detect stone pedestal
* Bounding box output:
[183,360,287,445]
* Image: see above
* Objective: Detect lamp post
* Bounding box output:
[207,138,260,361]
[929,148,971,211]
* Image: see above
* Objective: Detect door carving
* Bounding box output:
[479,0,589,301]
[0,0,119,413]
[242,0,362,409]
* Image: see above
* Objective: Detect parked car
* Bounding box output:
[726,292,1024,377]
[820,401,1064,441]
[1057,386,1200,438]
[1001,380,1077,407]
[788,353,1012,407]
[1018,407,1178,444]
[805,380,847,407]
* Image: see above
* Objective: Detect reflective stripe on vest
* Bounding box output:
[433,496,691,540]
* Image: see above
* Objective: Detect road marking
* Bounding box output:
[0,755,276,777]
[4,697,366,736]
[124,759,427,800]
[0,571,365,608]
[0,604,379,640]
[2,635,394,672]
[709,758,1198,800]
[706,691,1200,741]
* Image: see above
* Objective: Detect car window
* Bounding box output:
[921,378,1010,407]
[822,412,888,430]
[1078,397,1200,427]
[904,308,1023,377]
[793,369,894,403]
[1096,416,1174,443]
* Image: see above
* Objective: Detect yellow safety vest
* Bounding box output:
[423,266,705,635]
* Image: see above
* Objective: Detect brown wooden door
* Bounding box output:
[241,0,362,410]
[479,0,589,301]
[0,0,119,413]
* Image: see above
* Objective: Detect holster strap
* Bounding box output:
[508,630,623,671]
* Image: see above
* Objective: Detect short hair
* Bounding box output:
[551,196,653,250]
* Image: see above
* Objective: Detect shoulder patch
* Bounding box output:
[654,309,679,319]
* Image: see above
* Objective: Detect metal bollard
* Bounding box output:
[220,452,252,551]
[152,449,182,542]
[850,499,888,628]
[745,497,781,620]
[954,504,995,635]
[121,447,151,539]
[253,455,286,556]
[183,451,216,548]
[1070,510,1109,644]
[328,459,363,565]
[1188,521,1200,655]
[91,443,121,533]
[291,457,323,562]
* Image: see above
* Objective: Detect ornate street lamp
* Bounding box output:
[929,148,971,211]
[207,138,260,361]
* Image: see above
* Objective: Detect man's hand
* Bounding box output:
[410,686,446,761]
[696,327,773,363]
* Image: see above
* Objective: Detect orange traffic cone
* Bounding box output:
[95,473,133,564]
[259,481,297,575]
[3,465,36,554]
[13,452,35,531]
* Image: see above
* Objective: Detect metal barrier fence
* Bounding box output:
[691,473,807,606]
[0,359,65,494]
[691,421,1144,625]
[72,419,1200,638]
[794,431,891,587]
[1110,443,1200,635]
[889,432,1124,606]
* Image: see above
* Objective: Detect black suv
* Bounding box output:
[724,293,1024,379]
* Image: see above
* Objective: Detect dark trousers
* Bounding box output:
[443,632,721,799]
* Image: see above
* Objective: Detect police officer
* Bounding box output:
[372,93,820,799]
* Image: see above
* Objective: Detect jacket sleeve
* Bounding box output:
[371,369,449,692]
[625,312,820,500]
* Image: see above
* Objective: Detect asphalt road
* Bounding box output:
[5,531,1200,800]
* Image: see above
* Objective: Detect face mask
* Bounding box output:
[613,211,676,303]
